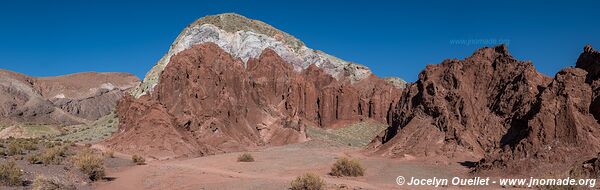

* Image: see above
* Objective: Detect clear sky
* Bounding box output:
[0,0,598,82]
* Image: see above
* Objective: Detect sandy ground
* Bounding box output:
[94,140,512,190]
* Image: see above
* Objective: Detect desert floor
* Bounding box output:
[94,139,512,190]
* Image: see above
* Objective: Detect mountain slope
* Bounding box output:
[368,45,600,176]
[0,69,139,126]
[107,42,401,158]
[477,45,600,175]
[132,13,405,98]
[107,13,405,158]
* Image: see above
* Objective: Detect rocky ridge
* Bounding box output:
[0,70,139,126]
[132,13,404,97]
[369,44,600,176]
[107,42,401,158]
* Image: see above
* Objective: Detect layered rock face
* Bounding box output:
[132,13,405,97]
[478,46,600,174]
[108,43,401,158]
[369,44,600,175]
[110,13,404,158]
[0,70,139,126]
[368,45,549,158]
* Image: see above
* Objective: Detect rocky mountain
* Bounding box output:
[368,44,600,176]
[0,70,140,126]
[132,13,405,98]
[106,13,403,158]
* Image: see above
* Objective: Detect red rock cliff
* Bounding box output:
[369,44,600,176]
[107,43,401,158]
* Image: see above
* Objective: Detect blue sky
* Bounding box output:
[0,0,598,82]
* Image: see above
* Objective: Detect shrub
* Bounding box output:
[132,155,145,165]
[28,146,67,165]
[290,173,325,190]
[72,150,105,181]
[44,141,62,148]
[6,139,38,156]
[44,142,55,148]
[330,157,365,177]
[7,141,24,156]
[32,175,75,190]
[20,139,38,151]
[104,150,114,158]
[63,141,74,147]
[0,161,22,186]
[237,153,255,162]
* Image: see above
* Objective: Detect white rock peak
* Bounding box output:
[132,13,386,98]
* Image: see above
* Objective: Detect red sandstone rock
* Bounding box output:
[478,67,600,175]
[578,45,600,122]
[107,43,401,158]
[369,44,600,176]
[368,45,549,158]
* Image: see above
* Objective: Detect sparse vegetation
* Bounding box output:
[6,138,38,156]
[306,122,388,147]
[21,124,62,138]
[237,153,255,162]
[44,141,62,148]
[0,161,22,186]
[132,155,145,165]
[7,141,24,156]
[54,113,118,143]
[28,145,68,165]
[290,173,325,190]
[330,157,364,177]
[104,150,114,158]
[20,139,38,151]
[72,150,105,181]
[32,175,75,190]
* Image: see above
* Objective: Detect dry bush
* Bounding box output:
[132,155,145,165]
[103,150,114,158]
[44,141,62,149]
[237,153,255,162]
[0,161,22,186]
[290,173,325,190]
[19,139,38,151]
[63,141,74,147]
[32,175,75,190]
[6,139,38,156]
[28,146,68,165]
[7,141,24,156]
[72,150,105,181]
[330,157,365,177]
